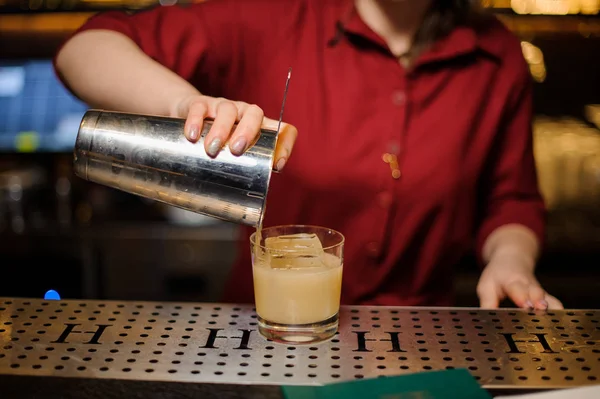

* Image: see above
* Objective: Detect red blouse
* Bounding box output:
[62,0,546,306]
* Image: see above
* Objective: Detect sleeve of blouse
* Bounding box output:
[475,62,546,263]
[54,0,244,95]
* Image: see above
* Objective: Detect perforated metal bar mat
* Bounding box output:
[0,298,599,391]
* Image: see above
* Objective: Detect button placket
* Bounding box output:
[392,90,406,106]
[366,241,380,258]
[386,82,408,180]
[378,191,392,207]
[368,72,407,261]
[382,153,402,179]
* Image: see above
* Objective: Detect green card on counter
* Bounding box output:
[281,368,491,399]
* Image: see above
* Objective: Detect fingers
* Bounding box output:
[182,96,297,163]
[204,100,240,157]
[184,98,209,143]
[545,294,564,310]
[229,104,264,156]
[478,260,563,311]
[260,118,298,172]
[477,277,501,309]
[503,280,532,309]
[273,122,298,172]
[506,280,561,311]
[528,284,548,310]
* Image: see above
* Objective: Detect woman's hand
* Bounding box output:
[477,250,563,310]
[171,94,298,171]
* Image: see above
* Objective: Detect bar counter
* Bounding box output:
[1,298,599,398]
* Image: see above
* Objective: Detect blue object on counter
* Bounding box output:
[44,290,61,300]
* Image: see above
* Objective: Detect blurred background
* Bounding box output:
[0,0,598,307]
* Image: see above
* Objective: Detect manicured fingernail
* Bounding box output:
[525,300,534,309]
[230,137,247,155]
[276,157,286,172]
[207,138,222,157]
[537,299,548,310]
[188,125,199,141]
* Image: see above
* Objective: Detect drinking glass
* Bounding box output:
[250,225,344,344]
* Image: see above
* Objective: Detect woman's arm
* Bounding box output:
[55,30,200,117]
[477,224,563,310]
[54,5,297,164]
[474,37,562,310]
[482,223,539,268]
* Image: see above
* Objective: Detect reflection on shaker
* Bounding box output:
[73,110,278,227]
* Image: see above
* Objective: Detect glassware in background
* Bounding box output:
[533,116,600,247]
[533,116,600,212]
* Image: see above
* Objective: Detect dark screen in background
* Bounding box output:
[0,60,87,153]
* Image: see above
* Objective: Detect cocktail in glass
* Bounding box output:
[250,225,344,344]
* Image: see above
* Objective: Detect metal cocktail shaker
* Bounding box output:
[73,110,277,227]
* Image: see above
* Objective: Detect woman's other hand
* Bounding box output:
[477,250,563,310]
[171,95,298,172]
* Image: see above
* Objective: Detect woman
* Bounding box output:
[55,0,563,310]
